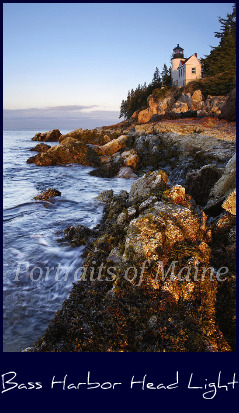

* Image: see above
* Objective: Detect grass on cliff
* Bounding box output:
[151,71,235,104]
[183,71,236,98]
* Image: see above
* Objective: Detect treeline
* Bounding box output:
[201,4,236,77]
[119,64,171,119]
[119,4,236,119]
[200,3,236,95]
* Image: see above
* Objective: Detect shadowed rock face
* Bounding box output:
[220,88,236,122]
[33,171,235,353]
[185,165,223,206]
[135,89,230,124]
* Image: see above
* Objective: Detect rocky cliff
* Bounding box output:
[33,169,236,352]
[28,91,236,352]
[134,87,236,124]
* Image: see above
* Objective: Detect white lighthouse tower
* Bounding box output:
[171,44,184,86]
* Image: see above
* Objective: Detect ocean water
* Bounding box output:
[3,130,136,352]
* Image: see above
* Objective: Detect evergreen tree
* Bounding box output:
[161,64,171,86]
[152,67,162,88]
[201,4,236,76]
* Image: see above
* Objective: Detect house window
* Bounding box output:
[192,67,196,74]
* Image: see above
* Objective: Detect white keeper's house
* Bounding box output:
[171,44,202,87]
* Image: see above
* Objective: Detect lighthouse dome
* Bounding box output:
[172,44,184,59]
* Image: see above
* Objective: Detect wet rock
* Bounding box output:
[209,212,236,351]
[32,129,61,142]
[116,166,138,179]
[220,88,236,122]
[89,161,121,178]
[33,169,234,353]
[185,165,223,206]
[85,144,102,166]
[63,225,96,247]
[128,170,169,204]
[33,188,61,201]
[30,143,51,153]
[28,127,127,167]
[27,139,92,166]
[96,190,114,204]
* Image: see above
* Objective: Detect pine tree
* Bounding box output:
[161,64,171,86]
[201,4,236,76]
[152,67,162,88]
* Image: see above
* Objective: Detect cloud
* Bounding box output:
[3,104,99,117]
[3,105,120,130]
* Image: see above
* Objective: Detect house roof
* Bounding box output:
[177,54,201,69]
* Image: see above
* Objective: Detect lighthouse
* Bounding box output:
[171,44,184,86]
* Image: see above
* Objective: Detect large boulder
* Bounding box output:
[32,129,61,142]
[30,143,51,153]
[209,154,236,201]
[128,170,169,204]
[205,154,236,214]
[121,149,140,169]
[191,90,204,111]
[60,225,96,247]
[34,188,61,201]
[185,165,223,206]
[138,108,154,123]
[27,128,122,166]
[192,89,203,103]
[27,138,91,166]
[59,128,117,145]
[97,135,129,156]
[157,96,174,115]
[116,166,138,179]
[178,92,192,107]
[220,88,236,122]
[204,96,227,116]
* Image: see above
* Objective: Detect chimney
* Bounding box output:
[195,53,197,57]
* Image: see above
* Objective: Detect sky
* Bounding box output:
[3,2,234,129]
